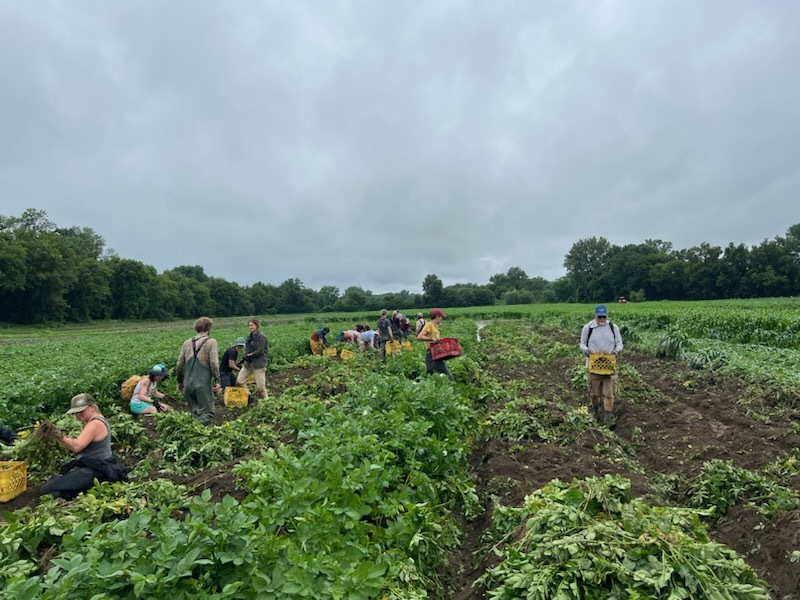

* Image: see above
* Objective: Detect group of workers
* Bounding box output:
[15,304,622,504]
[30,316,269,501]
[128,317,269,424]
[309,308,453,379]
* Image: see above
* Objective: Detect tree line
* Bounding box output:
[1,209,798,324]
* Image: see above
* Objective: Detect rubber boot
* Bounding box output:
[603,410,616,427]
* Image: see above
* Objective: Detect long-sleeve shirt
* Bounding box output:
[246,331,269,369]
[176,334,220,384]
[579,321,623,365]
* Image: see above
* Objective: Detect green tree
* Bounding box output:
[108,258,158,320]
[717,243,751,298]
[167,265,209,283]
[65,260,112,322]
[563,237,617,302]
[277,278,315,314]
[0,233,27,294]
[248,282,279,314]
[337,286,368,312]
[56,226,106,260]
[422,274,444,306]
[208,277,251,316]
[317,286,340,311]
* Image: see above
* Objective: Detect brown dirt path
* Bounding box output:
[447,330,800,600]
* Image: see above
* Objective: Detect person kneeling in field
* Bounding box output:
[40,393,129,500]
[129,364,172,415]
[309,327,330,355]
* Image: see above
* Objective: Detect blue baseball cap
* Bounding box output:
[594,304,608,316]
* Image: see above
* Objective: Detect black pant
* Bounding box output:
[40,467,98,500]
[220,371,237,389]
[425,349,453,380]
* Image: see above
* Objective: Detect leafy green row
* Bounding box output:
[479,475,770,599]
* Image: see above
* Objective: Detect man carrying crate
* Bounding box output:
[580,304,624,426]
[417,308,454,381]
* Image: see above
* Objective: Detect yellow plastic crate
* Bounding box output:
[401,341,413,352]
[589,353,617,375]
[223,386,249,408]
[340,349,354,360]
[386,340,401,355]
[323,347,337,357]
[0,461,27,503]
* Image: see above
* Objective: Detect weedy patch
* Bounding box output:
[486,396,597,445]
[479,475,770,599]
[618,363,661,404]
[687,459,800,519]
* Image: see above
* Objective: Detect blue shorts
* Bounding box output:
[129,401,154,415]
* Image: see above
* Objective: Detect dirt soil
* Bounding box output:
[447,331,800,600]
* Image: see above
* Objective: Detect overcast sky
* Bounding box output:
[2,1,799,294]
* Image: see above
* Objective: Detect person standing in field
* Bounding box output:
[417,308,454,380]
[579,304,623,426]
[220,337,246,391]
[391,310,402,340]
[176,316,221,425]
[415,312,426,337]
[377,309,395,362]
[398,313,410,340]
[309,326,330,355]
[237,319,269,399]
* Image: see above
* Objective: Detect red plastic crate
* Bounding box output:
[431,337,461,361]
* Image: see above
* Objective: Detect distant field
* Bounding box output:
[2,299,799,428]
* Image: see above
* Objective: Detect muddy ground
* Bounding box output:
[3,332,799,599]
[448,329,800,600]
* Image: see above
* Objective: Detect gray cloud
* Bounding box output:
[2,0,799,292]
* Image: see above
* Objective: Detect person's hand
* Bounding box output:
[212,384,221,393]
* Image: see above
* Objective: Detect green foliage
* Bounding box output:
[487,396,597,445]
[684,347,728,371]
[480,475,770,599]
[655,327,691,359]
[617,364,661,403]
[0,480,191,591]
[688,459,800,518]
[155,411,276,474]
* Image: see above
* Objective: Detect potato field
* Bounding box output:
[1,299,799,599]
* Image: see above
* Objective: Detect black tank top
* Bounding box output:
[80,416,112,461]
